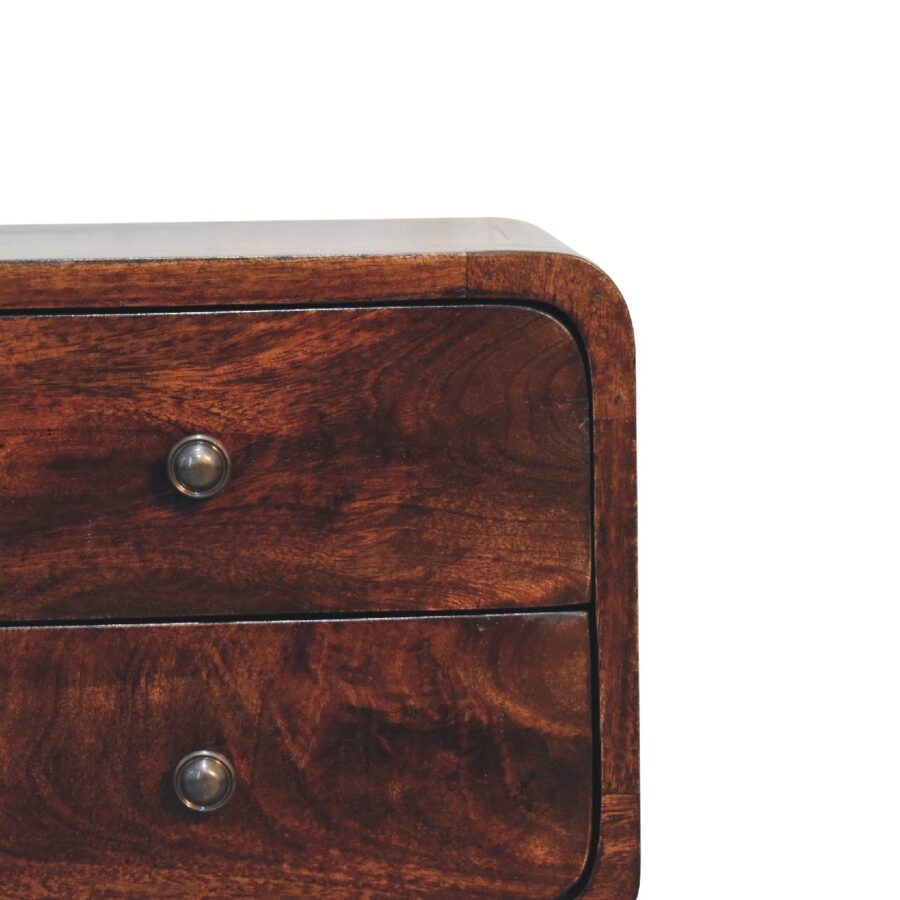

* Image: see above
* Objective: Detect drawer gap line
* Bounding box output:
[0,602,592,631]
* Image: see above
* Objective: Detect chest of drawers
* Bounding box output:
[0,219,638,898]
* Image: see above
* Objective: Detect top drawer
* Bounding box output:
[0,304,590,620]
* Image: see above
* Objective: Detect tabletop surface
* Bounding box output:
[0,218,575,262]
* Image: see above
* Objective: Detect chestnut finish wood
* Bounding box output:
[0,219,639,897]
[0,254,467,309]
[0,304,590,621]
[0,219,567,310]
[0,612,593,897]
[467,251,639,898]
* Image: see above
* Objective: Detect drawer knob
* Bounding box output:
[173,750,236,812]
[167,435,231,498]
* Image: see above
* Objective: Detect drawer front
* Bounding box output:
[0,305,590,620]
[0,613,593,896]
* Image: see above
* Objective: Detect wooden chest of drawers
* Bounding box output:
[0,219,638,898]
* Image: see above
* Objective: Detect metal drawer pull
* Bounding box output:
[167,435,231,499]
[173,749,236,812]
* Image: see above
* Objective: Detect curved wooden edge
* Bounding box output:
[466,252,639,898]
[0,238,640,897]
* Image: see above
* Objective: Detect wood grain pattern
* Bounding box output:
[0,219,569,310]
[0,305,590,620]
[467,251,639,898]
[0,220,639,896]
[0,254,467,309]
[0,612,593,897]
[591,795,641,900]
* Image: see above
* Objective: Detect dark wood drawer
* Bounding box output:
[0,304,590,621]
[0,613,593,896]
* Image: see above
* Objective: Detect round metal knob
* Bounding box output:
[167,434,231,498]
[173,750,236,812]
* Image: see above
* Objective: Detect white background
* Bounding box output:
[3,3,898,897]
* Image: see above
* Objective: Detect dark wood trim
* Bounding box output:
[588,795,641,900]
[466,252,638,898]
[0,255,467,308]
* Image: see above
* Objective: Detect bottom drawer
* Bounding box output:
[0,613,593,896]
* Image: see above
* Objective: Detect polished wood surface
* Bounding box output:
[467,252,639,898]
[0,253,468,309]
[0,220,639,896]
[0,218,573,311]
[0,304,590,621]
[0,612,593,896]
